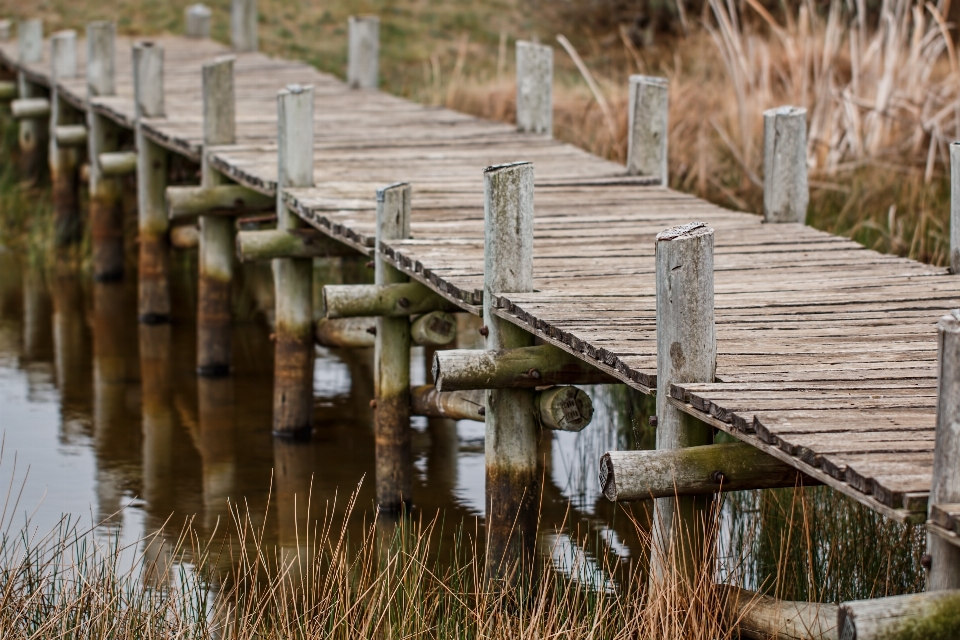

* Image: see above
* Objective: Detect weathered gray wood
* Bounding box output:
[433,344,617,390]
[515,41,552,136]
[950,142,960,274]
[231,0,258,52]
[55,125,87,146]
[134,41,170,324]
[411,385,484,421]
[718,585,837,640]
[626,75,668,184]
[374,182,413,511]
[537,385,593,432]
[273,84,314,438]
[18,19,42,63]
[651,221,716,583]
[11,97,49,118]
[186,4,212,39]
[323,281,459,318]
[600,443,814,501]
[167,184,274,219]
[483,161,537,582]
[838,590,960,640]
[928,310,960,589]
[315,317,375,348]
[763,106,808,224]
[98,151,138,176]
[347,16,379,89]
[0,81,16,100]
[237,228,355,261]
[198,56,236,377]
[411,311,457,346]
[0,20,11,41]
[50,30,81,249]
[87,22,123,281]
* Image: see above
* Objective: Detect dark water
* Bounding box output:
[0,248,653,587]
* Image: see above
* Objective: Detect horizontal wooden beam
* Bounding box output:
[839,590,960,640]
[323,282,460,319]
[433,344,617,391]
[99,151,138,176]
[717,584,836,640]
[0,80,16,100]
[169,224,199,249]
[410,384,593,430]
[599,443,816,502]
[11,97,49,118]
[411,311,457,346]
[167,184,274,220]
[315,317,375,348]
[237,228,356,261]
[411,385,484,421]
[55,125,87,146]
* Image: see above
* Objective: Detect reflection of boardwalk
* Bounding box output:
[1,27,955,531]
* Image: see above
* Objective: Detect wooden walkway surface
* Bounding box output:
[2,34,957,526]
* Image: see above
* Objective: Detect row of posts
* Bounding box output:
[5,7,960,632]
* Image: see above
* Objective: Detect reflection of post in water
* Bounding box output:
[198,376,237,531]
[21,262,53,364]
[92,281,141,524]
[273,438,315,575]
[140,323,174,512]
[52,268,92,431]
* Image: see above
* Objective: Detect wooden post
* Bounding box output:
[347,16,379,89]
[950,142,960,274]
[273,84,314,438]
[650,221,716,584]
[928,309,960,590]
[198,56,236,377]
[231,0,257,52]
[86,22,125,282]
[17,19,46,185]
[627,75,668,184]
[186,4,212,39]
[483,161,537,582]
[374,182,412,512]
[49,30,82,248]
[134,42,170,324]
[515,41,552,136]
[763,106,808,224]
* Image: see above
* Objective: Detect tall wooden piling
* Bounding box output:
[950,142,960,274]
[627,75,668,184]
[762,106,808,224]
[17,19,46,185]
[483,162,537,582]
[515,41,552,136]
[374,182,412,511]
[347,16,379,89]
[134,42,170,323]
[650,221,716,583]
[273,84,315,438]
[231,0,257,52]
[186,4,212,39]
[198,56,236,377]
[49,30,81,248]
[928,309,960,590]
[87,22,125,282]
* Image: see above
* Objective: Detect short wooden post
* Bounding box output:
[231,0,257,52]
[186,4,212,39]
[198,56,236,377]
[347,16,379,89]
[134,42,170,323]
[273,84,315,438]
[50,30,82,248]
[515,41,552,136]
[928,309,960,590]
[626,75,668,184]
[763,106,808,224]
[949,142,960,274]
[86,22,125,282]
[650,221,716,584]
[483,162,537,582]
[17,19,47,185]
[374,182,412,512]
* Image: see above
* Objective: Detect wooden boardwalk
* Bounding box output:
[2,33,957,528]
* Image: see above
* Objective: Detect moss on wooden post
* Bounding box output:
[838,590,960,640]
[273,84,315,439]
[374,182,412,512]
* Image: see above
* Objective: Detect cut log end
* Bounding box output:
[411,310,457,347]
[599,453,616,501]
[538,385,593,432]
